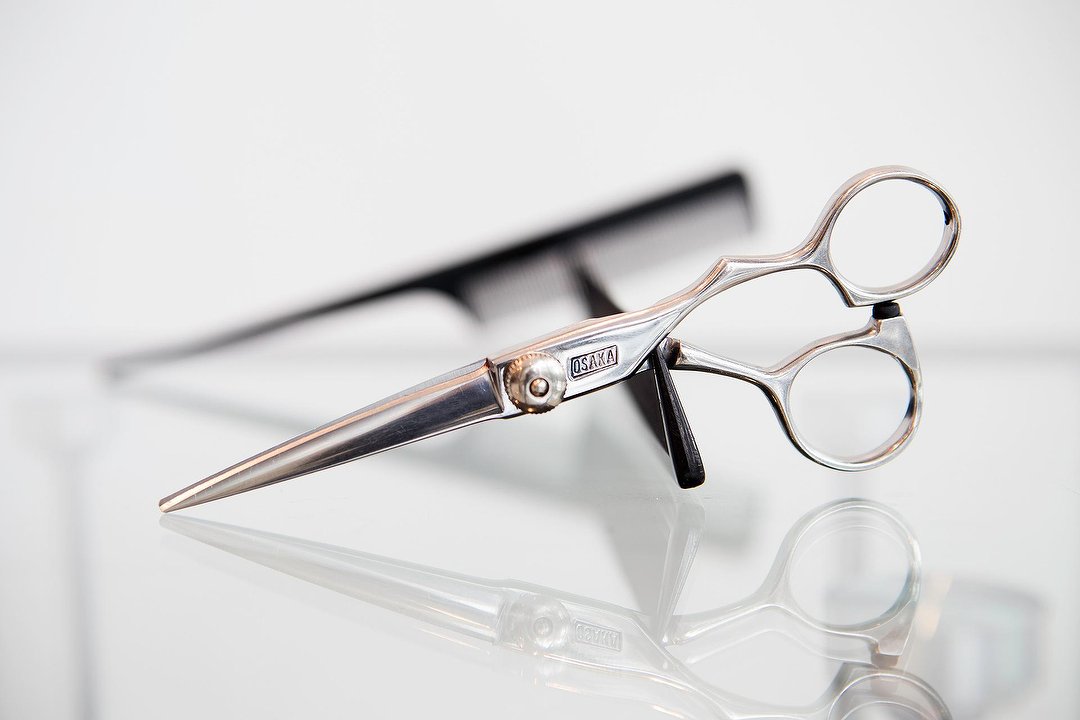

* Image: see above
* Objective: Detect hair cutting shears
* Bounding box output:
[163,499,948,718]
[160,166,959,513]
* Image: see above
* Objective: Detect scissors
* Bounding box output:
[159,166,959,512]
[164,499,947,718]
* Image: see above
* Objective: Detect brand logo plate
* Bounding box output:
[568,345,618,380]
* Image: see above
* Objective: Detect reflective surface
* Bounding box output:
[162,499,945,719]
[1,307,1073,717]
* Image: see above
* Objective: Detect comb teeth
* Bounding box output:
[461,251,579,321]
[461,180,752,322]
[577,185,751,286]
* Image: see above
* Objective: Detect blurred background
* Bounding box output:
[1,2,1078,719]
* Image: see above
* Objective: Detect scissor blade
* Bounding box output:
[162,516,509,642]
[159,360,507,512]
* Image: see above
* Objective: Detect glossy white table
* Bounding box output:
[2,319,1074,719]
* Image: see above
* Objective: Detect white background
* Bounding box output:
[2,1,1078,351]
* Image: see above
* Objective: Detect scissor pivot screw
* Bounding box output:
[505,353,566,413]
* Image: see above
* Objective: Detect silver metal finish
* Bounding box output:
[664,312,920,471]
[159,166,959,511]
[488,166,958,403]
[158,361,507,512]
[503,352,567,413]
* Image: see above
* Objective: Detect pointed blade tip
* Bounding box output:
[159,490,201,513]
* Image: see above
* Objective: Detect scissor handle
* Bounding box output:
[765,500,921,632]
[672,499,922,664]
[798,165,961,307]
[770,310,920,472]
[673,309,920,472]
[825,663,951,720]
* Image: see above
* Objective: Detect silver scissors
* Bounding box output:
[163,499,947,718]
[160,166,959,512]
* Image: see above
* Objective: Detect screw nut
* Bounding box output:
[504,353,566,413]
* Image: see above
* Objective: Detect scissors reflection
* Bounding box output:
[164,499,950,719]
